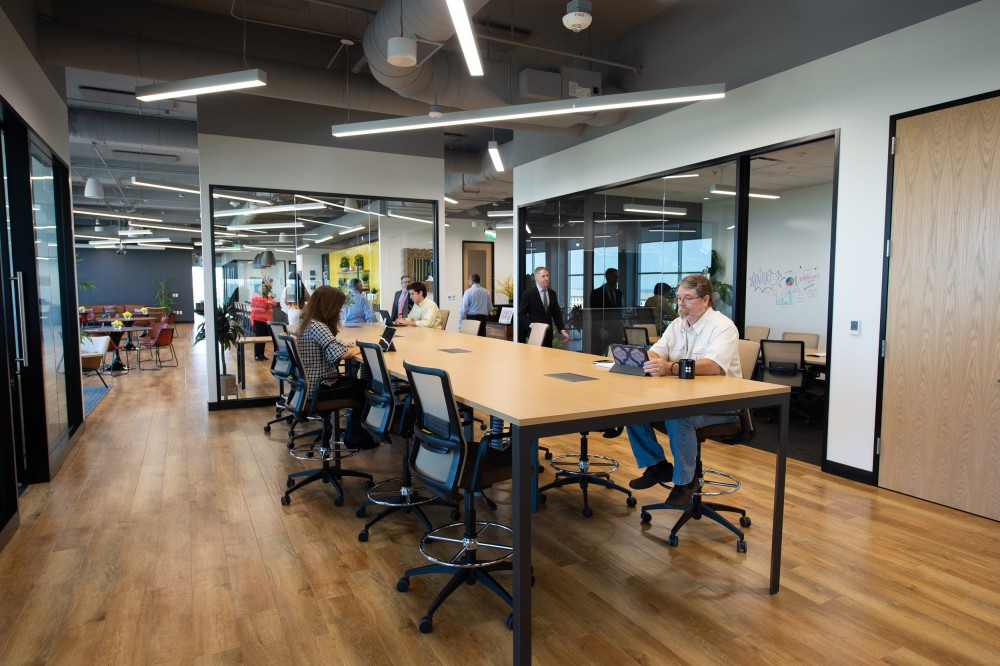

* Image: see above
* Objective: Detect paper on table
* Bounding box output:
[806,352,826,357]
[592,361,614,369]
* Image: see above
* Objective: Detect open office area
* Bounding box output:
[2,0,1000,663]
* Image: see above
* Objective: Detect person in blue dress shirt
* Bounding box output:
[341,279,378,324]
[457,273,493,328]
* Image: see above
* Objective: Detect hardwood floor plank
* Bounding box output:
[222,521,277,617]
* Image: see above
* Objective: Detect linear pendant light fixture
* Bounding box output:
[445,0,484,76]
[135,69,267,102]
[709,184,781,199]
[213,202,325,218]
[73,208,163,222]
[130,177,270,205]
[487,141,504,172]
[623,204,687,216]
[332,84,725,138]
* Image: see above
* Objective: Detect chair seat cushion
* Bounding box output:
[695,422,743,439]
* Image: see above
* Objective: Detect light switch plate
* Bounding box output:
[850,320,861,335]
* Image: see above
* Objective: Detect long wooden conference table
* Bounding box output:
[344,323,790,664]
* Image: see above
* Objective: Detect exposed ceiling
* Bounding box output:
[34,0,972,253]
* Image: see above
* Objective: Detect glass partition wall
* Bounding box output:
[523,161,738,355]
[207,185,436,406]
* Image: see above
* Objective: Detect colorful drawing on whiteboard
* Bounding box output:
[749,267,821,307]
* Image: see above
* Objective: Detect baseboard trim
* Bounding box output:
[822,460,875,485]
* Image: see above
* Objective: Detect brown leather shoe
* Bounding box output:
[628,460,674,490]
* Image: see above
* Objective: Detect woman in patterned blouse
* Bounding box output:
[296,286,376,449]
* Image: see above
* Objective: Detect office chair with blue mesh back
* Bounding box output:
[354,341,457,542]
[395,360,516,634]
[262,321,296,435]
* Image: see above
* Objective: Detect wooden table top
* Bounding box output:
[804,347,828,366]
[345,324,789,428]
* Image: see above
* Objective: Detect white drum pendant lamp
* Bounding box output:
[84,177,105,199]
[387,36,417,67]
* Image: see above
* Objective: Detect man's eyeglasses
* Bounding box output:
[676,294,706,304]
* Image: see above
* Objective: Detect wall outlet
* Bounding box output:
[174,310,183,315]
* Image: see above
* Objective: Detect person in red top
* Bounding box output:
[250,278,277,361]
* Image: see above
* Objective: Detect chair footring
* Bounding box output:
[547,453,621,476]
[364,477,437,507]
[418,521,514,568]
[289,441,360,462]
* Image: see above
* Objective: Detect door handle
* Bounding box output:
[10,272,29,367]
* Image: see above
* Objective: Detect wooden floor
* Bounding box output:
[2,324,999,664]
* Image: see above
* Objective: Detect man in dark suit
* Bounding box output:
[589,267,623,354]
[519,266,569,347]
[389,274,413,322]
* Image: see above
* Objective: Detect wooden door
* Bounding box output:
[881,95,1000,520]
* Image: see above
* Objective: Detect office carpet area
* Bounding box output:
[83,385,110,417]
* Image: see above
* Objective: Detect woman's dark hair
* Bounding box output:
[299,285,344,336]
[408,281,428,297]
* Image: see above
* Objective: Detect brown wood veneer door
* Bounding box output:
[881,95,1000,520]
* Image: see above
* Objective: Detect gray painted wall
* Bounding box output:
[76,248,195,322]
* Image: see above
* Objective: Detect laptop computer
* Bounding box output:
[608,343,648,376]
[379,325,397,352]
[379,309,394,326]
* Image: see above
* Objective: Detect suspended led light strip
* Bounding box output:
[487,209,514,218]
[76,233,115,241]
[443,196,458,204]
[530,235,584,239]
[649,228,697,233]
[709,184,781,199]
[297,195,385,218]
[315,235,335,243]
[387,211,433,224]
[241,245,268,251]
[119,229,154,236]
[297,217,355,229]
[445,0,484,76]
[128,221,202,233]
[495,224,514,229]
[295,244,310,251]
[138,242,195,250]
[73,208,163,222]
[131,178,273,205]
[487,141,504,172]
[332,84,725,137]
[89,237,170,245]
[226,222,305,231]
[213,202,324,218]
[662,173,699,179]
[622,204,687,216]
[338,225,365,236]
[135,68,267,102]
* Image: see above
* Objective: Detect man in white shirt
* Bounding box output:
[625,274,742,508]
[394,281,442,329]
[457,273,492,328]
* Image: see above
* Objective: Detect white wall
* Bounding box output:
[514,0,1000,472]
[198,133,444,400]
[745,183,833,347]
[0,9,69,161]
[439,218,514,330]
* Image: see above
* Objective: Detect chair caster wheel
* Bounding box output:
[737,539,748,553]
[396,577,410,592]
[505,613,514,630]
[667,534,679,547]
[640,511,652,523]
[334,496,344,507]
[358,530,368,542]
[626,496,637,507]
[485,499,497,510]
[582,506,593,518]
[356,506,367,518]
[280,495,291,506]
[264,425,271,433]
[286,478,295,489]
[544,451,553,460]
[364,480,374,490]
[537,494,547,504]
[450,509,461,520]
[740,516,751,528]
[418,617,433,634]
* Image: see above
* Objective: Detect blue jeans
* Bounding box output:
[626,414,739,485]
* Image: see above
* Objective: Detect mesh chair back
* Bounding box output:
[623,326,650,347]
[526,322,549,346]
[358,341,413,440]
[267,322,294,380]
[782,331,820,348]
[744,325,770,343]
[459,319,483,335]
[404,361,466,500]
[737,339,760,381]
[278,334,309,416]
[760,339,806,387]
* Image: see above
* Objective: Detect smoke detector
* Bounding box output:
[563,0,592,32]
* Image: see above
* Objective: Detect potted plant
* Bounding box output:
[339,255,350,271]
[194,300,245,398]
[152,278,176,312]
[703,249,733,306]
[354,254,365,270]
[361,272,370,288]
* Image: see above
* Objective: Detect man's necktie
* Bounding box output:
[541,289,549,309]
[398,292,406,315]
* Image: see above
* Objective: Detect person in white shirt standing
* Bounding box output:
[624,274,742,508]
[457,273,492,329]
